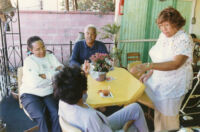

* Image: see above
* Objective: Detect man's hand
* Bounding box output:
[39,74,46,79]
[83,60,90,75]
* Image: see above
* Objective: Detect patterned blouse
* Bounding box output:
[146,29,194,99]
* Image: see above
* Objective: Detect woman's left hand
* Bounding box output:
[139,70,153,83]
[55,66,62,71]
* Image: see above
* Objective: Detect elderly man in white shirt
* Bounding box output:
[20,36,62,132]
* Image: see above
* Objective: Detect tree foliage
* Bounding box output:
[77,0,115,13]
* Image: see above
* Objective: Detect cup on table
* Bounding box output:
[98,86,111,96]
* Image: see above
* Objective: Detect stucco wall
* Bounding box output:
[1,11,114,65]
[17,11,114,44]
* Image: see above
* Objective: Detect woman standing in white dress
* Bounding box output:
[130,7,194,131]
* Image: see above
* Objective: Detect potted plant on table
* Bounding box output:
[90,53,112,81]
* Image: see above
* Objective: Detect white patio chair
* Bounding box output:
[17,67,39,132]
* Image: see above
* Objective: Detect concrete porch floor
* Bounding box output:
[0,94,199,132]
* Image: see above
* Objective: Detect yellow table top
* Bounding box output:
[86,67,145,108]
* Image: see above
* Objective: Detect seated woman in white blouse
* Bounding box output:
[20,36,62,132]
[54,66,149,132]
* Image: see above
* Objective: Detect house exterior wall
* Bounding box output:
[118,0,194,67]
[17,11,114,44]
[1,11,114,66]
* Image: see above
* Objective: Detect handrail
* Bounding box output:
[119,38,200,43]
[119,39,157,43]
[19,42,114,64]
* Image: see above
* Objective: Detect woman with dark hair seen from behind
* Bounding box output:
[20,36,62,132]
[54,65,149,132]
[130,7,194,131]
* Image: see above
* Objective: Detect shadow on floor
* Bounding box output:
[0,95,37,132]
[0,94,199,132]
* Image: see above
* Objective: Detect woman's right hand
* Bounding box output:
[139,70,153,83]
[39,74,46,79]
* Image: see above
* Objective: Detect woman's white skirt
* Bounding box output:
[145,86,185,116]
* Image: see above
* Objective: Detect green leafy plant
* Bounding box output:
[100,23,120,46]
[100,23,124,67]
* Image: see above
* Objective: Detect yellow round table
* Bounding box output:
[86,67,145,108]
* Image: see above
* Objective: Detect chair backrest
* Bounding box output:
[59,116,82,132]
[127,61,142,72]
[193,38,200,43]
[127,52,140,64]
[17,67,39,132]
[17,67,34,120]
[17,67,23,108]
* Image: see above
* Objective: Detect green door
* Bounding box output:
[119,0,193,67]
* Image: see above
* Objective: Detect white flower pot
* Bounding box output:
[90,71,107,81]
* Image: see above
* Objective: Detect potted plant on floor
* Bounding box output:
[100,23,124,67]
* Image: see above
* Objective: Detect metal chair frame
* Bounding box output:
[180,70,200,116]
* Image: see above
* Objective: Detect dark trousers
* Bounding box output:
[20,93,61,132]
